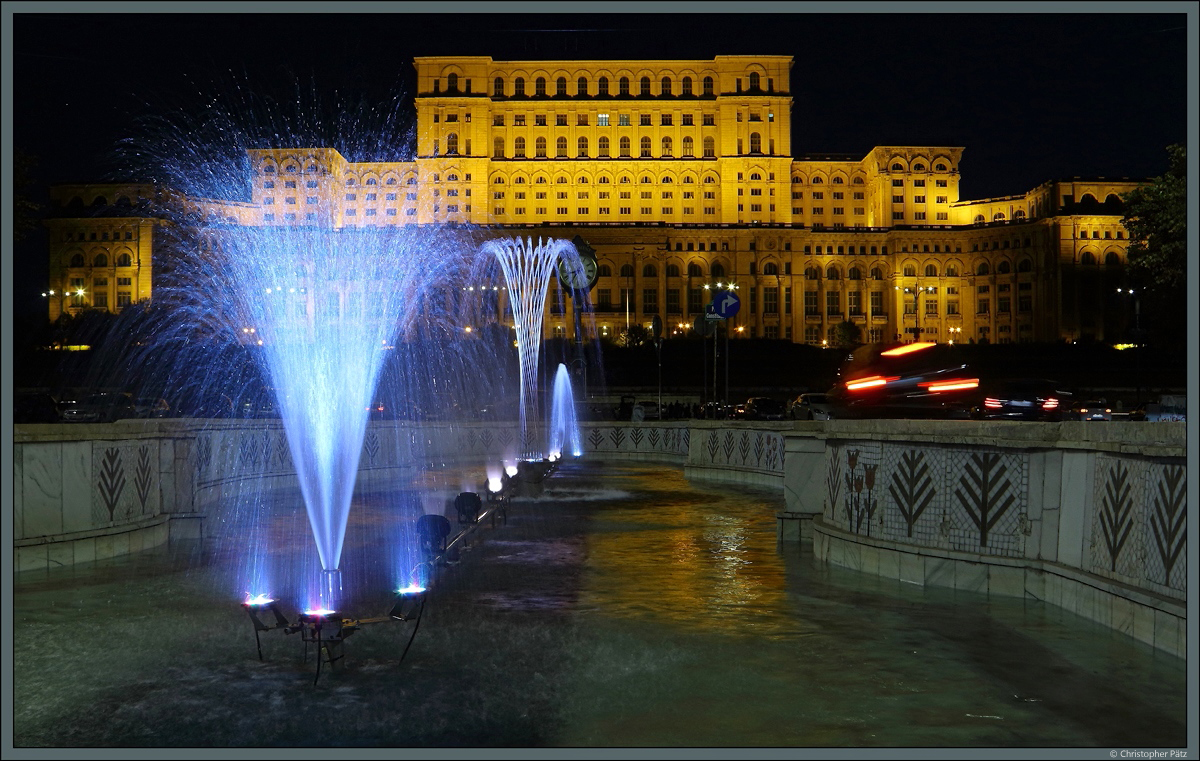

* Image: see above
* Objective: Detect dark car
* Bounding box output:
[788,393,833,421]
[827,342,979,419]
[14,392,61,423]
[973,379,1071,421]
[59,392,137,423]
[743,397,786,421]
[1071,400,1113,422]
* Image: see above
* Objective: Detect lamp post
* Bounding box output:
[896,284,934,342]
[1117,287,1143,403]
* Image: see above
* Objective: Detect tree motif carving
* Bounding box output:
[680,428,690,454]
[826,448,842,522]
[98,447,126,521]
[955,452,1016,548]
[889,450,936,537]
[1098,461,1134,572]
[135,445,153,512]
[738,431,751,463]
[587,428,604,449]
[195,435,212,472]
[1149,465,1186,587]
[722,431,736,461]
[647,428,661,449]
[630,428,644,448]
[363,432,380,465]
[706,430,720,462]
[608,428,626,449]
[238,435,261,470]
[753,434,766,468]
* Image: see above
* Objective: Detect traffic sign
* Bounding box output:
[710,290,741,319]
[693,313,715,335]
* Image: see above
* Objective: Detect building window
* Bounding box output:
[870,291,883,315]
[619,113,631,126]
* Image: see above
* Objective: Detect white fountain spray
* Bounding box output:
[547,363,582,460]
[478,237,576,460]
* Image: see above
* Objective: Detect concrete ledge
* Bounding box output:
[814,517,1186,658]
[683,465,782,489]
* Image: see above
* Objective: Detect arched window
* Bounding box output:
[664,264,678,277]
[682,76,693,95]
[1080,252,1096,265]
[703,136,715,158]
[262,165,275,174]
[682,136,694,157]
[643,264,657,277]
[514,137,526,158]
[446,133,458,155]
[577,76,587,95]
[598,77,609,95]
[556,136,568,158]
[494,137,505,158]
[976,262,990,275]
[493,76,504,96]
[620,264,634,277]
[749,132,761,153]
[1014,209,1026,219]
[891,163,904,171]
[935,163,947,171]
[556,77,567,96]
[763,262,779,276]
[997,260,1011,274]
[535,77,547,96]
[598,176,611,184]
[536,137,547,158]
[853,177,865,184]
[871,267,883,281]
[994,212,1006,221]
[619,77,630,95]
[661,76,672,95]
[598,136,610,157]
[805,267,820,280]
[688,263,703,277]
[811,176,823,184]
[847,267,861,280]
[946,265,959,277]
[924,264,937,277]
[711,263,725,278]
[69,253,85,267]
[640,76,651,95]
[117,253,132,267]
[661,137,672,156]
[703,175,716,184]
[514,77,525,95]
[620,137,631,157]
[832,176,844,184]
[661,176,673,184]
[912,162,925,171]
[1105,252,1121,267]
[827,266,841,280]
[93,253,108,267]
[578,137,588,157]
[903,265,916,277]
[975,214,985,223]
[640,136,652,158]
[447,73,458,91]
[385,177,397,185]
[703,76,714,95]
[366,178,378,185]
[598,264,612,277]
[1017,259,1032,273]
[556,176,568,184]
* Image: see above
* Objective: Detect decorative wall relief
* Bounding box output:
[1147,464,1186,590]
[1097,460,1136,573]
[955,451,1018,549]
[629,427,644,449]
[888,449,935,538]
[363,431,380,466]
[825,444,842,522]
[135,445,154,513]
[196,434,212,474]
[97,447,126,522]
[706,430,720,462]
[840,444,882,535]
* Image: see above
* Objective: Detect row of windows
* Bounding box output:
[68,253,134,267]
[492,112,717,127]
[487,134,718,159]
[65,231,135,242]
[482,74,722,98]
[889,161,951,172]
[491,173,718,185]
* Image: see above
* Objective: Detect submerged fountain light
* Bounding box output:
[244,593,275,607]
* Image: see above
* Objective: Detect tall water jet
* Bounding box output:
[547,363,582,460]
[477,237,576,460]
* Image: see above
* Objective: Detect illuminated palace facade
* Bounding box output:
[47,55,1143,345]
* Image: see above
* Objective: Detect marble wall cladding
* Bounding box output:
[61,441,93,533]
[20,443,63,539]
[584,424,692,461]
[688,428,784,475]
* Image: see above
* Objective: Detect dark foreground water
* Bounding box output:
[11,462,1188,750]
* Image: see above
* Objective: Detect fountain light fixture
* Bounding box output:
[388,585,427,621]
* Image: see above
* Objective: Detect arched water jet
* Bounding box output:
[477,237,577,460]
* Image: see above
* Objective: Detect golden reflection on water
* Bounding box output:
[577,468,798,638]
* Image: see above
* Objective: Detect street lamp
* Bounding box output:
[1116,287,1144,403]
[896,284,935,342]
[947,326,962,344]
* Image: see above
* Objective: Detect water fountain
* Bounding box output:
[547,363,582,461]
[476,237,578,461]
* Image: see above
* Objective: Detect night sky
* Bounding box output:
[9,10,1189,320]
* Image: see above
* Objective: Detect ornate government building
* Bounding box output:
[46,55,1142,345]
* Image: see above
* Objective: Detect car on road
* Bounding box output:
[827,342,979,419]
[59,392,137,423]
[1072,400,1112,421]
[972,379,1070,421]
[743,397,786,421]
[788,393,832,421]
[133,396,171,419]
